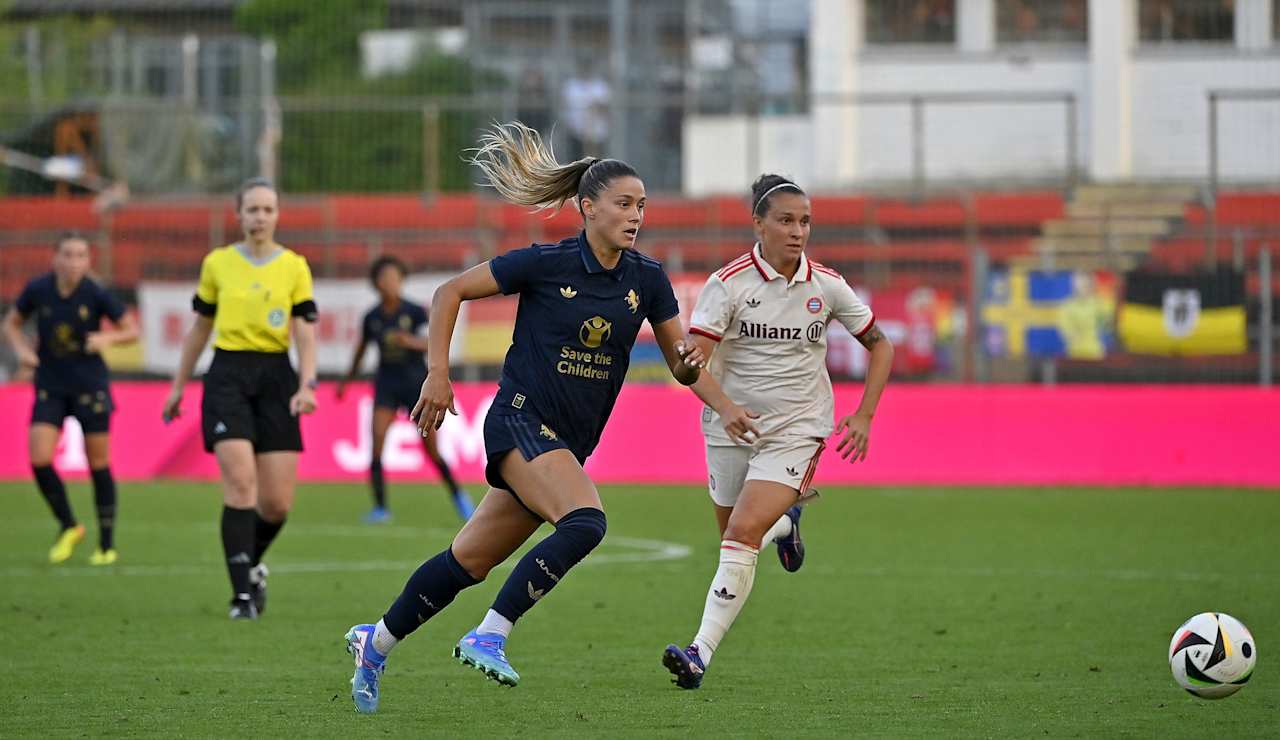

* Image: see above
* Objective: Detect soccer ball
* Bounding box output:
[1169,612,1257,699]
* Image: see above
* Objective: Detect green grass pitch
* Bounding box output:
[3,482,1277,738]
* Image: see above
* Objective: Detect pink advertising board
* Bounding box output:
[0,382,1275,487]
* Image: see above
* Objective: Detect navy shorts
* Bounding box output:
[373,372,425,413]
[482,407,584,496]
[31,386,113,434]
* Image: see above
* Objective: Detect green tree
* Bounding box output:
[235,0,387,93]
[237,0,492,193]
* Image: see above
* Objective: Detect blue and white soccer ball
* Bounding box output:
[1169,612,1257,699]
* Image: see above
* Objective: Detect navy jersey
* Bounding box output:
[14,273,125,392]
[362,299,428,379]
[488,232,680,458]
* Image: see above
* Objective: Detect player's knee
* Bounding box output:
[222,477,257,507]
[555,506,607,555]
[723,519,768,550]
[449,543,492,581]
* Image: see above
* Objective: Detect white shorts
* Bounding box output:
[704,436,825,507]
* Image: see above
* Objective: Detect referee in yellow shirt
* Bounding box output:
[162,178,319,620]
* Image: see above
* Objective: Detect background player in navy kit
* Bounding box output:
[3,232,139,564]
[335,255,475,524]
[343,121,705,713]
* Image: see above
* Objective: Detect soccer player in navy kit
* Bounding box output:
[3,233,139,564]
[336,255,475,524]
[343,121,705,713]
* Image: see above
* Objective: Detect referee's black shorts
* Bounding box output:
[201,349,302,454]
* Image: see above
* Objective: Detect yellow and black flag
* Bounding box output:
[1118,269,1247,356]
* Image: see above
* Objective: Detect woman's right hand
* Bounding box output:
[162,385,184,424]
[719,402,761,446]
[410,371,457,435]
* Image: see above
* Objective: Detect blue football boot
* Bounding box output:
[345,624,387,713]
[454,630,519,686]
[451,489,476,521]
[775,505,805,573]
[363,506,391,525]
[662,643,705,689]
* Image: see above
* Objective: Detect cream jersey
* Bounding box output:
[690,245,875,444]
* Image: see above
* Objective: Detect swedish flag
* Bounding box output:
[982,269,1114,358]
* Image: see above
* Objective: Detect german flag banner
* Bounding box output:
[1118,269,1247,356]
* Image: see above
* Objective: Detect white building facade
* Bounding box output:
[685,0,1280,194]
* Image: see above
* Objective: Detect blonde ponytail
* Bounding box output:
[467,121,593,211]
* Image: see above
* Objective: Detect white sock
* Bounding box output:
[372,619,399,656]
[761,514,792,548]
[476,608,513,639]
[691,540,758,668]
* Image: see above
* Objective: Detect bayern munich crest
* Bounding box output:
[806,296,823,314]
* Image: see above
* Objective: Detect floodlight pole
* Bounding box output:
[1261,247,1273,387]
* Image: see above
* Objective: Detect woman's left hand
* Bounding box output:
[834,411,872,462]
[289,385,318,416]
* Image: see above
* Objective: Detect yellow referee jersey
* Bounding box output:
[193,244,318,353]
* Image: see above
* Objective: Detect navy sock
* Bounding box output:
[382,547,480,639]
[90,467,117,550]
[33,465,76,530]
[432,457,461,495]
[370,459,386,509]
[220,506,256,598]
[253,513,285,566]
[490,507,607,623]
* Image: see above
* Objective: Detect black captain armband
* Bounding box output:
[292,300,319,323]
[192,295,216,317]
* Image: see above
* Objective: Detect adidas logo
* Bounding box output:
[746,298,761,308]
[713,587,736,601]
[419,595,437,611]
[213,421,228,434]
[560,286,578,299]
[528,582,545,602]
[786,466,799,477]
[228,552,252,565]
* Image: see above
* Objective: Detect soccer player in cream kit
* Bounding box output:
[664,174,895,689]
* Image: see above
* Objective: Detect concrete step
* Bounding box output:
[1042,218,1170,238]
[1011,253,1144,272]
[1073,184,1199,203]
[1032,236,1152,254]
[1065,201,1187,219]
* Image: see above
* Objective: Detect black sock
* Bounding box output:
[382,547,480,639]
[370,459,386,509]
[33,465,76,530]
[90,467,117,550]
[253,513,285,566]
[432,457,461,494]
[220,506,256,598]
[490,507,607,623]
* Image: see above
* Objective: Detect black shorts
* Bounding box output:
[373,371,426,413]
[31,386,113,434]
[201,349,302,454]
